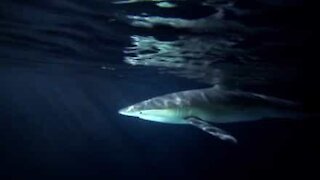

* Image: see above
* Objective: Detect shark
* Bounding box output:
[118,86,301,143]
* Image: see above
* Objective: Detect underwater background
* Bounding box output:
[0,0,317,179]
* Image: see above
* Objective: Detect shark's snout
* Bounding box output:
[118,107,130,116]
[118,105,139,117]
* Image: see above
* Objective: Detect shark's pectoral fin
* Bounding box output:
[185,117,237,143]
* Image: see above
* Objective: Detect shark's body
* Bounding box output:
[119,86,300,143]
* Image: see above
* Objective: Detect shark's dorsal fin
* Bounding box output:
[156,2,177,8]
[185,116,237,143]
[211,84,226,91]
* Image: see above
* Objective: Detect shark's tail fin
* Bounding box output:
[250,93,300,107]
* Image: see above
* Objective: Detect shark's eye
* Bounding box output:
[139,112,142,114]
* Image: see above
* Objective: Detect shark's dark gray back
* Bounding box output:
[203,88,298,108]
[137,87,300,114]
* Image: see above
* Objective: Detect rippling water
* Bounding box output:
[0,0,316,179]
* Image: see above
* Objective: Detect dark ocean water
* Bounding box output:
[0,0,317,179]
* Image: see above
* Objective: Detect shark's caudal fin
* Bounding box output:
[250,93,299,107]
[185,117,237,143]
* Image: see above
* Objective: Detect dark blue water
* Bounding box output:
[0,0,317,179]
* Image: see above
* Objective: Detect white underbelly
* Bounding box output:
[139,115,187,124]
